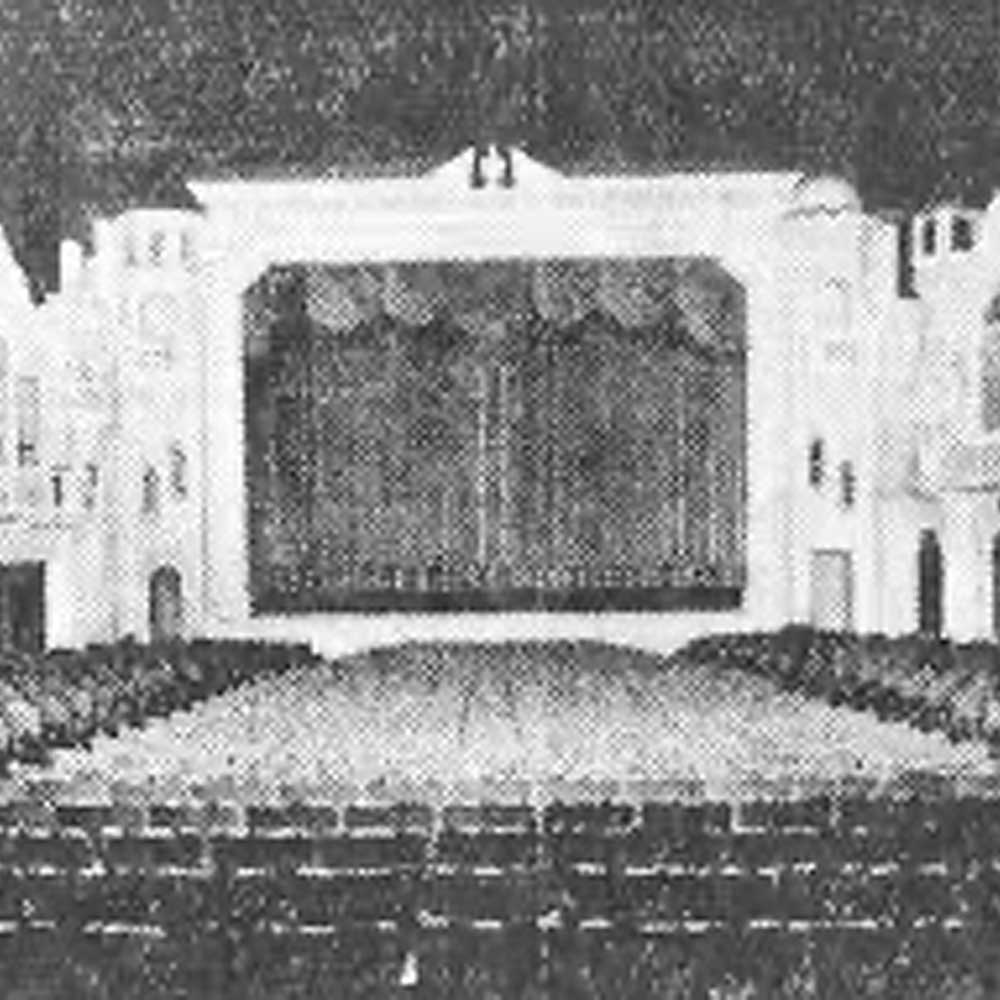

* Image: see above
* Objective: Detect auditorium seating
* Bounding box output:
[0,785,996,995]
[0,638,321,773]
[0,634,999,992]
[674,627,1000,755]
[0,631,997,794]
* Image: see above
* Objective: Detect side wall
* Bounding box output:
[874,198,1000,641]
[0,212,209,649]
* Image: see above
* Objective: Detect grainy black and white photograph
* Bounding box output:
[0,0,999,995]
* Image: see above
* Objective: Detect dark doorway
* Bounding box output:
[0,563,45,653]
[918,530,944,637]
[149,566,183,642]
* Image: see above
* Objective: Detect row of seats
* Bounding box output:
[0,863,995,928]
[0,829,995,883]
[2,797,1000,873]
[12,790,999,839]
[0,639,318,772]
[680,627,1000,753]
[0,921,995,998]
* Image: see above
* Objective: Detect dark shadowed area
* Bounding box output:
[3,0,1000,295]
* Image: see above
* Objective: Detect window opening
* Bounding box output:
[15,377,40,467]
[150,231,166,267]
[922,218,937,256]
[808,438,824,487]
[169,443,187,498]
[142,465,160,515]
[896,218,917,298]
[952,215,974,252]
[840,461,856,508]
[81,463,98,510]
[51,468,65,509]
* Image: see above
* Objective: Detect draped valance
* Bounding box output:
[254,258,745,355]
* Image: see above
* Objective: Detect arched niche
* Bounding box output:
[148,565,183,642]
[917,529,944,637]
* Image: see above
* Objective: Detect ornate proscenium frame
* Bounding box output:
[190,147,799,633]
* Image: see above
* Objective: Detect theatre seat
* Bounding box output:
[0,924,68,990]
[716,870,782,922]
[10,870,80,922]
[774,869,828,922]
[442,804,535,831]
[247,803,339,835]
[84,871,164,925]
[953,798,1000,858]
[543,802,634,837]
[344,803,433,834]
[103,832,203,871]
[428,871,529,922]
[561,870,617,921]
[823,868,896,923]
[309,833,426,870]
[55,804,114,838]
[641,802,732,839]
[290,870,409,924]
[246,804,296,831]
[5,832,97,870]
[616,868,665,909]
[722,832,781,871]
[654,872,725,922]
[436,829,536,868]
[740,797,833,832]
[212,835,275,871]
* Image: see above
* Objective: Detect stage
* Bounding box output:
[209,610,751,662]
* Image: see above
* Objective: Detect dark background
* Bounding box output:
[3,0,1000,297]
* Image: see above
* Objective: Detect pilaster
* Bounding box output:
[198,251,264,626]
[728,253,795,629]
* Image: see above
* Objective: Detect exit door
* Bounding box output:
[0,563,45,653]
[810,550,853,631]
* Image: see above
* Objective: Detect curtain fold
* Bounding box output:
[247,259,747,610]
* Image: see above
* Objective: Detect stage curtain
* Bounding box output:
[246,259,747,609]
[503,308,739,590]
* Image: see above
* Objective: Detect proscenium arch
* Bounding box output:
[194,164,792,628]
